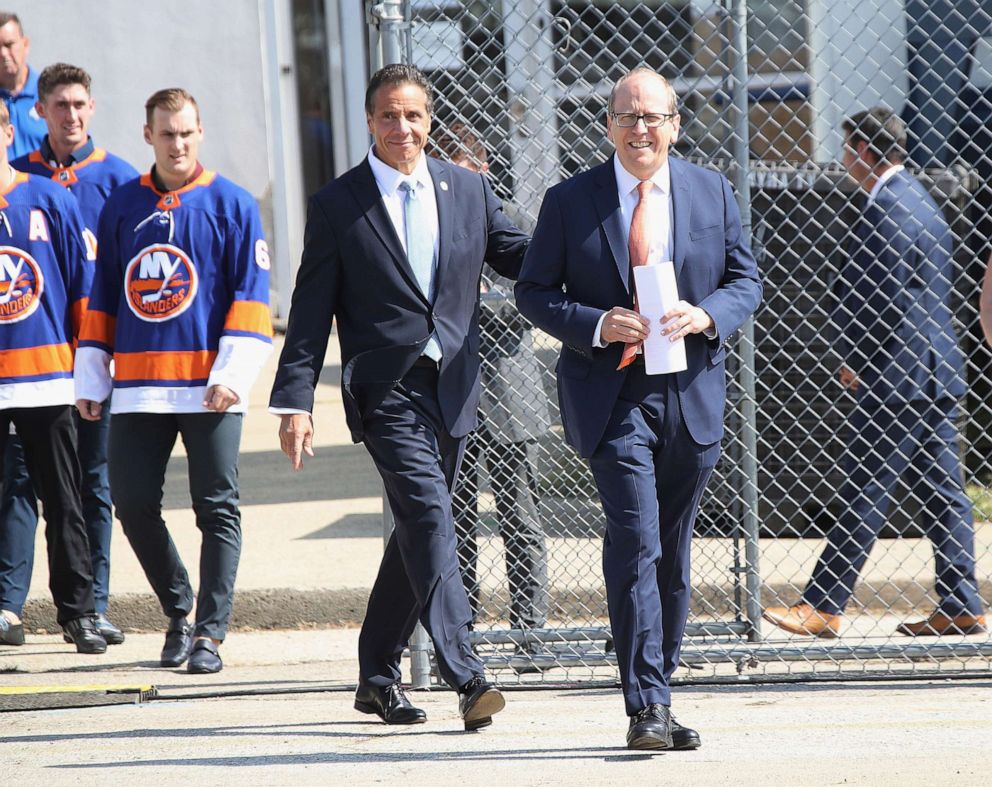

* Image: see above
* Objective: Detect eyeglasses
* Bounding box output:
[610,112,678,128]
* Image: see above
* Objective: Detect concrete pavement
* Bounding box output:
[3,334,992,784]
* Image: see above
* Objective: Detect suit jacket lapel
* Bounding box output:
[592,159,630,292]
[670,157,690,280]
[348,158,428,303]
[427,156,453,304]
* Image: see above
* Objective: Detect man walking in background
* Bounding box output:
[1,62,138,647]
[764,108,985,638]
[0,12,45,157]
[0,100,105,653]
[75,88,273,673]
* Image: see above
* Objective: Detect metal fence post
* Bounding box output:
[727,0,763,642]
[367,0,405,68]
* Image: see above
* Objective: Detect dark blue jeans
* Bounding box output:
[0,406,112,615]
[109,411,243,641]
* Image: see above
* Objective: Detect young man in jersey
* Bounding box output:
[0,100,105,653]
[0,63,138,647]
[75,88,273,673]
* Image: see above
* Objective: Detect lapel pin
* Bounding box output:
[440,181,449,191]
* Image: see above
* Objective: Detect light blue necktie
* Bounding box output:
[399,180,442,361]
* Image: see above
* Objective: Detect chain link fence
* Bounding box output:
[368,0,992,685]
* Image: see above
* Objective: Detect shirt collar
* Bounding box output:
[867,164,904,203]
[613,155,671,199]
[368,145,431,195]
[41,135,95,167]
[0,63,38,99]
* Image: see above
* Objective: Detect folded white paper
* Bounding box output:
[633,262,688,375]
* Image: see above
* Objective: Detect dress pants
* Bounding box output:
[803,397,983,617]
[0,406,113,615]
[453,426,548,629]
[109,412,243,641]
[588,370,719,715]
[0,406,96,625]
[358,364,484,690]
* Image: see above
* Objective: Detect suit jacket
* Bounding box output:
[270,155,529,441]
[515,156,762,458]
[833,168,965,406]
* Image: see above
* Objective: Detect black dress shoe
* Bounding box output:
[0,615,24,646]
[354,683,427,725]
[627,703,673,750]
[62,616,108,654]
[161,616,193,667]
[458,675,505,731]
[64,613,124,646]
[671,716,701,750]
[187,639,223,674]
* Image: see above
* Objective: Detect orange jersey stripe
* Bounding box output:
[0,343,74,378]
[224,300,273,337]
[71,297,89,338]
[79,310,117,347]
[114,350,217,382]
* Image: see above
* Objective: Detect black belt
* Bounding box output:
[413,356,439,370]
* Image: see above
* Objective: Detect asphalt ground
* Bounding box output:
[3,334,992,784]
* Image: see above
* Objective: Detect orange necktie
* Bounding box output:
[617,180,653,370]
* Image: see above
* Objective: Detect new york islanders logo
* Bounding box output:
[125,244,198,322]
[0,247,44,324]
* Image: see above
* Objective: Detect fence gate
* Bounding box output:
[366,0,992,687]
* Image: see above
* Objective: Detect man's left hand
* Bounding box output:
[204,384,240,412]
[660,301,714,341]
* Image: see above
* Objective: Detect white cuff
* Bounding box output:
[593,312,609,348]
[74,346,113,403]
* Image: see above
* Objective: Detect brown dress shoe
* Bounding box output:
[762,604,841,638]
[895,612,987,636]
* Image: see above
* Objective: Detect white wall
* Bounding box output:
[808,0,909,163]
[19,1,271,196]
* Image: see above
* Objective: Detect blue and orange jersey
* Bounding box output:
[0,172,94,409]
[13,145,139,233]
[75,169,273,414]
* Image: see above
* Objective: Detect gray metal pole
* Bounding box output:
[728,0,763,642]
[368,0,405,67]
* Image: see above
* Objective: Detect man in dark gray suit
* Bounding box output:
[430,125,550,661]
[270,65,529,731]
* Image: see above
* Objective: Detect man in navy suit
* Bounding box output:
[270,65,528,730]
[764,108,986,639]
[515,68,761,750]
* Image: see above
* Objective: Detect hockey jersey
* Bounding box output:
[0,172,93,409]
[75,170,273,414]
[13,143,139,233]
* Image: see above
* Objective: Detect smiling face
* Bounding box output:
[606,72,680,180]
[367,81,431,175]
[144,102,202,190]
[38,83,94,157]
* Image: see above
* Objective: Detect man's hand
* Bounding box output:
[280,413,315,470]
[204,384,240,412]
[660,301,714,341]
[76,399,102,421]
[601,307,650,344]
[839,366,860,392]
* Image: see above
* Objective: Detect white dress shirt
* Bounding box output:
[366,146,441,265]
[592,157,674,348]
[866,164,904,205]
